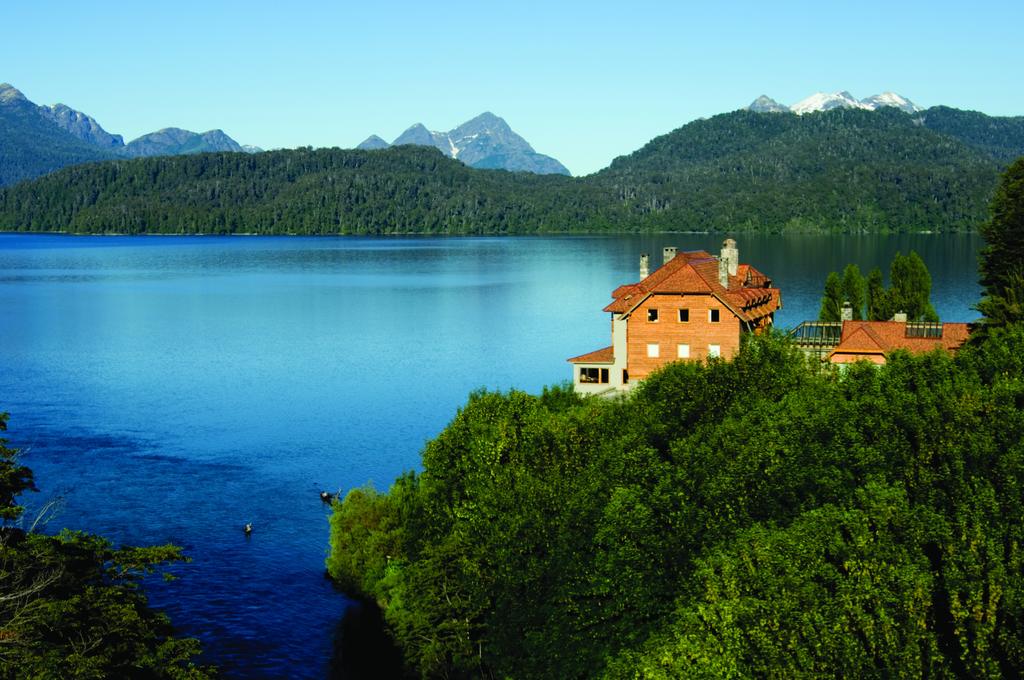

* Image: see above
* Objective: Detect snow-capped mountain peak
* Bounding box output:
[750,90,923,115]
[790,91,872,115]
[860,91,923,114]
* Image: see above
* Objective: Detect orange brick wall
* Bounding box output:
[626,293,741,380]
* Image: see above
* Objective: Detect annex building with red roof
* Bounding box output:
[567,239,781,394]
[827,319,971,365]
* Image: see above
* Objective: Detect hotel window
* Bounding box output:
[579,367,610,384]
[677,344,690,358]
[647,343,660,358]
[678,308,689,322]
[709,308,720,323]
[647,308,659,322]
[708,344,721,358]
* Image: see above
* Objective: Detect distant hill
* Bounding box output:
[591,107,1009,231]
[356,134,390,150]
[125,128,243,157]
[0,145,598,234]
[0,83,254,186]
[362,113,571,175]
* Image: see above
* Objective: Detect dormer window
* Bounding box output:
[647,309,659,322]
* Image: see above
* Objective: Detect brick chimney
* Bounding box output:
[662,246,677,265]
[892,311,907,323]
[841,301,853,321]
[718,239,738,287]
[640,254,650,280]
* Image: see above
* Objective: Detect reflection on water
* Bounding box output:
[0,233,983,677]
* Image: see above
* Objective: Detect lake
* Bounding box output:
[0,232,984,677]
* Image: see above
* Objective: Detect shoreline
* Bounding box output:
[0,228,976,238]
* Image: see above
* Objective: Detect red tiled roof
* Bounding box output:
[602,250,781,322]
[567,345,615,364]
[829,321,971,362]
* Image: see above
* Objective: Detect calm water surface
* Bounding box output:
[0,233,983,677]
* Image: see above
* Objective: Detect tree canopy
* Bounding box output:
[819,251,938,322]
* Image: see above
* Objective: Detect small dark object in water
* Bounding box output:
[320,491,336,503]
[244,523,253,535]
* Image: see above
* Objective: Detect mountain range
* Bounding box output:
[0,83,257,186]
[2,81,1024,235]
[357,113,570,175]
[749,91,923,115]
[3,102,1022,236]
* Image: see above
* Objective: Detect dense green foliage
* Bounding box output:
[819,251,938,321]
[0,146,609,235]
[976,158,1024,338]
[2,107,1021,235]
[887,251,940,321]
[327,330,1024,678]
[867,266,887,320]
[0,413,212,678]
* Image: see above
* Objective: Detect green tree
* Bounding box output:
[867,267,888,320]
[841,263,866,320]
[818,271,843,321]
[975,157,1024,337]
[888,251,939,321]
[0,413,35,521]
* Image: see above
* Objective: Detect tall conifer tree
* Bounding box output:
[975,158,1024,337]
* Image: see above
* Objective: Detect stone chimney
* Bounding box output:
[892,311,907,323]
[640,254,650,280]
[718,238,738,287]
[662,246,677,265]
[841,301,853,321]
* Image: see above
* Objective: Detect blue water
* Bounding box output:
[0,233,983,677]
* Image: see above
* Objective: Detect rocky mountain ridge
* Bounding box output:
[0,83,257,185]
[359,112,571,175]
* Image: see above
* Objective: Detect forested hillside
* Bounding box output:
[595,107,1002,231]
[2,107,1022,234]
[0,146,610,234]
[918,106,1024,162]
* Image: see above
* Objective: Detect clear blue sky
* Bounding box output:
[3,0,1022,175]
